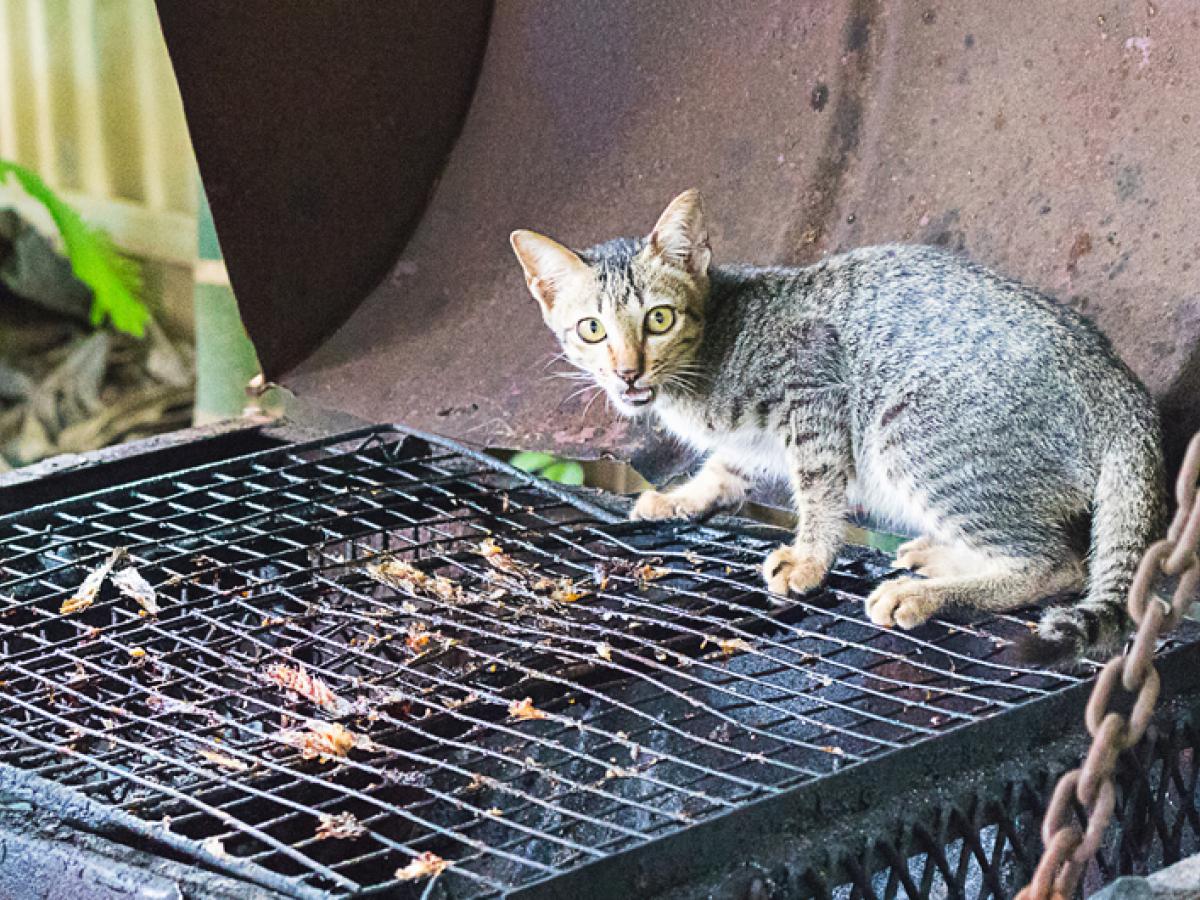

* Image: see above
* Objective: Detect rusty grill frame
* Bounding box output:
[0,424,1197,899]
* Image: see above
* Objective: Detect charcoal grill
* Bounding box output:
[2,424,1199,899]
[3,3,1200,897]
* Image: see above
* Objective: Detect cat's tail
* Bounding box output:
[1020,426,1167,666]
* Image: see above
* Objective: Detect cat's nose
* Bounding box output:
[616,368,641,385]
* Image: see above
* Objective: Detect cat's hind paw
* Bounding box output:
[865,577,943,629]
[893,535,932,558]
[763,546,828,596]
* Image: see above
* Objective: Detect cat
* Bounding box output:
[510,189,1166,664]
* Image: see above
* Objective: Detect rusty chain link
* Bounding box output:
[1016,432,1200,900]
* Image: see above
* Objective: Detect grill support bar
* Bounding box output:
[0,762,328,900]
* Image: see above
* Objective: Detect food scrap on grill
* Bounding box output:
[593,556,670,589]
[263,663,351,715]
[405,622,434,651]
[278,721,374,760]
[198,749,249,772]
[366,557,464,603]
[112,565,160,615]
[508,697,548,720]
[60,548,124,615]
[477,537,523,576]
[543,576,587,603]
[147,694,221,725]
[717,637,755,657]
[395,851,450,881]
[315,811,366,841]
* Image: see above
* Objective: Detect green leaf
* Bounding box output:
[509,450,585,485]
[0,160,150,337]
[541,461,585,485]
[509,450,558,473]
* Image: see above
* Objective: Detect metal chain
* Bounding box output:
[1017,432,1200,900]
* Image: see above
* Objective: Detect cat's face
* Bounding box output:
[511,190,711,415]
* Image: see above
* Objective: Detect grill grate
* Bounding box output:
[0,426,1118,897]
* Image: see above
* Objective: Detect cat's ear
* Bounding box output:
[648,189,711,276]
[510,230,589,313]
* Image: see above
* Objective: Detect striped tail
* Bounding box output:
[1020,429,1167,665]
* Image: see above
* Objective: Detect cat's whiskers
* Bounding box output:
[655,359,710,398]
[539,352,571,372]
[559,382,601,407]
[544,370,594,384]
[581,386,606,419]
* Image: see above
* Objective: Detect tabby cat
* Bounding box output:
[510,190,1166,663]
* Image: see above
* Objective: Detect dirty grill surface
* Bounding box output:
[0,426,1088,898]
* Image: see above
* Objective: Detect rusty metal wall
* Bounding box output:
[160,1,1200,477]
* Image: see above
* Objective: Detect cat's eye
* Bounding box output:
[645,306,676,334]
[576,317,607,343]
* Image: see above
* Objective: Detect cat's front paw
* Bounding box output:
[763,546,828,595]
[865,577,943,629]
[630,490,703,521]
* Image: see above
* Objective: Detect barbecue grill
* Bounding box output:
[3,3,1200,898]
[3,425,1199,899]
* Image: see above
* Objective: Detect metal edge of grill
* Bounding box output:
[0,422,1195,899]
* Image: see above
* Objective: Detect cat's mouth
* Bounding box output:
[620,385,655,407]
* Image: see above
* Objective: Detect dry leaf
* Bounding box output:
[592,557,668,589]
[366,557,464,603]
[112,566,159,615]
[395,851,450,881]
[405,622,434,651]
[547,577,586,603]
[278,721,373,760]
[820,745,846,756]
[264,663,350,715]
[315,811,366,841]
[717,638,754,657]
[198,749,249,772]
[595,642,613,662]
[477,538,523,576]
[508,697,548,720]
[60,549,123,615]
[636,562,670,583]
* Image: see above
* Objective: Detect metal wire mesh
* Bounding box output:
[816,711,1200,900]
[0,425,1096,898]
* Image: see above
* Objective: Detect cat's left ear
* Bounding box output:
[648,189,711,276]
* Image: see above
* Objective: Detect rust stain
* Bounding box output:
[782,0,884,264]
[1067,232,1093,271]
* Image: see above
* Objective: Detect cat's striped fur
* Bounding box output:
[510,190,1166,664]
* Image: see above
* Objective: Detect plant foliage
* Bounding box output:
[509,450,585,486]
[0,159,149,336]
